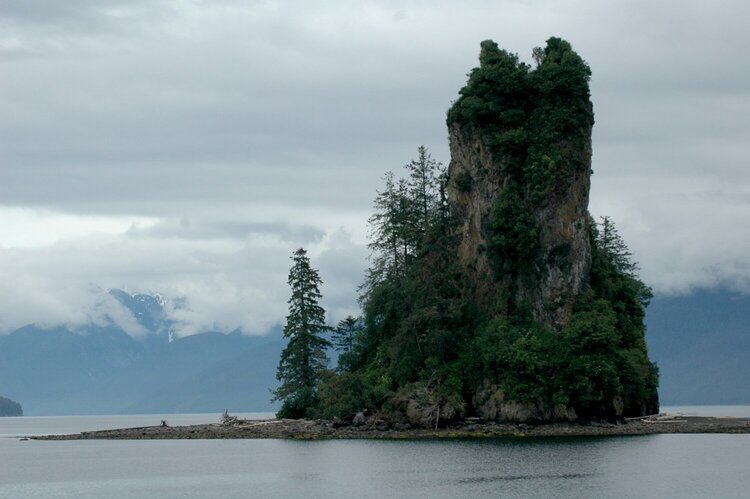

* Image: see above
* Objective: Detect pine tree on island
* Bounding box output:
[331,315,364,373]
[272,248,331,419]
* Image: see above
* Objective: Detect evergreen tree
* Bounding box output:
[587,216,658,415]
[597,216,637,276]
[395,177,415,265]
[362,147,445,299]
[406,145,442,249]
[332,315,364,372]
[362,172,412,298]
[594,216,653,307]
[331,315,360,353]
[273,248,331,418]
[366,172,402,284]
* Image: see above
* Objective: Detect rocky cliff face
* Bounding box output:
[447,123,504,300]
[528,151,591,329]
[446,39,594,330]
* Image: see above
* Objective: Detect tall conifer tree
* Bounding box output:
[273,248,331,418]
[331,315,364,372]
[406,145,442,247]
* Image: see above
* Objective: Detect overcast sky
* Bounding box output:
[1,0,748,336]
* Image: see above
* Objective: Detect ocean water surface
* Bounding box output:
[1,407,749,498]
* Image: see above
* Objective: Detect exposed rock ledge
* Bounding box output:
[31,414,750,441]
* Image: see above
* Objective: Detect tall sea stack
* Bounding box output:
[317,37,658,425]
[447,38,594,330]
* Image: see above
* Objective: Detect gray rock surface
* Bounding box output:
[447,121,592,330]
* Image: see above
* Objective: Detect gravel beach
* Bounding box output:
[31,414,750,441]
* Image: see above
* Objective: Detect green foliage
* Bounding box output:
[457,213,657,421]
[316,370,391,419]
[318,144,474,414]
[464,319,564,409]
[362,148,446,298]
[332,315,365,372]
[448,36,593,202]
[561,294,622,418]
[488,180,541,279]
[586,217,659,415]
[463,274,654,421]
[273,248,332,419]
[447,41,531,133]
[364,172,408,289]
[407,146,442,243]
[393,372,467,426]
[455,171,473,192]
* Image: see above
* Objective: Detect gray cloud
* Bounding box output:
[0,220,366,336]
[0,0,190,39]
[1,0,748,334]
[126,217,326,243]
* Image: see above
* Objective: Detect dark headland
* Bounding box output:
[32,414,750,441]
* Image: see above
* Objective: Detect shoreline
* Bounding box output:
[30,414,750,441]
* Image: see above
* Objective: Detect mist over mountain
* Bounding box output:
[108,289,171,335]
[0,289,282,415]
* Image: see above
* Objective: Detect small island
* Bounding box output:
[0,395,23,417]
[271,37,658,427]
[32,413,750,441]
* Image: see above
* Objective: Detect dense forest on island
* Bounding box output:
[274,38,658,425]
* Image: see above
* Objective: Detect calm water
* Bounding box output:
[1,407,749,498]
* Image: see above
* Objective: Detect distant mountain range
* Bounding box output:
[0,288,747,415]
[646,290,750,406]
[0,395,22,416]
[0,290,283,416]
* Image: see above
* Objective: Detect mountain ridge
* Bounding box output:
[0,288,747,415]
[0,289,282,415]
